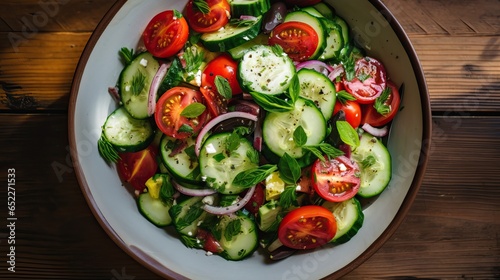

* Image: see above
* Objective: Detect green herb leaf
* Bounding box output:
[249,91,294,112]
[193,0,210,14]
[336,120,360,148]
[302,145,325,162]
[184,144,198,163]
[247,148,260,164]
[279,186,298,209]
[179,235,203,249]
[232,164,278,188]
[183,45,205,74]
[213,152,226,162]
[357,72,371,82]
[343,56,356,82]
[270,44,285,57]
[361,155,376,168]
[131,71,146,96]
[374,86,392,115]
[336,90,357,104]
[177,204,204,229]
[293,126,307,147]
[224,218,242,242]
[215,75,233,100]
[97,134,120,163]
[178,124,194,134]
[226,131,241,156]
[229,18,258,27]
[181,102,206,118]
[278,153,302,184]
[287,74,300,104]
[318,143,344,159]
[119,47,135,65]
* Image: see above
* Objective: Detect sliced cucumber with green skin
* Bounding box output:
[199,132,259,194]
[297,68,336,120]
[215,213,258,261]
[318,18,344,61]
[102,106,154,152]
[333,15,350,50]
[284,10,326,60]
[313,2,336,20]
[322,197,364,244]
[351,132,392,198]
[227,33,269,60]
[229,0,270,17]
[263,98,326,159]
[200,16,262,52]
[119,52,159,119]
[137,193,173,227]
[169,196,210,236]
[238,44,296,95]
[160,134,202,186]
[301,6,323,18]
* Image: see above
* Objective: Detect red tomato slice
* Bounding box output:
[201,54,243,96]
[244,183,265,214]
[155,87,208,139]
[361,81,401,127]
[278,205,337,250]
[142,10,189,58]
[196,228,224,254]
[311,156,360,202]
[117,145,158,192]
[333,100,362,129]
[186,0,230,33]
[284,0,322,7]
[269,21,319,62]
[200,86,228,118]
[343,57,387,104]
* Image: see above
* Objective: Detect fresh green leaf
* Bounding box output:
[215,75,233,100]
[173,9,184,19]
[178,124,194,134]
[247,148,260,164]
[232,164,278,188]
[357,72,371,82]
[278,153,302,184]
[229,18,258,27]
[225,131,241,155]
[176,204,204,229]
[318,143,344,159]
[361,155,377,168]
[158,58,183,93]
[192,0,210,14]
[287,74,300,104]
[181,102,206,118]
[336,90,357,104]
[279,186,298,209]
[270,44,285,57]
[119,47,135,65]
[131,71,146,96]
[184,144,198,163]
[343,56,356,82]
[224,218,242,242]
[374,86,392,115]
[183,45,205,74]
[97,134,120,163]
[302,145,325,162]
[213,152,226,162]
[179,235,203,249]
[249,91,294,112]
[293,126,307,147]
[336,120,360,148]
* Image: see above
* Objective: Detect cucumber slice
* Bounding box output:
[119,52,159,119]
[137,193,173,227]
[199,132,259,194]
[297,68,336,120]
[351,132,392,198]
[227,33,269,60]
[313,2,336,20]
[200,16,262,52]
[301,6,323,18]
[322,197,364,244]
[284,10,326,60]
[318,18,344,61]
[169,196,210,236]
[238,44,296,95]
[230,0,270,17]
[263,98,326,160]
[333,15,350,49]
[215,214,258,261]
[160,134,202,186]
[102,106,154,152]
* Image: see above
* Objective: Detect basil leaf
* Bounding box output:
[181,102,206,118]
[178,124,194,134]
[318,143,344,159]
[336,90,356,104]
[279,186,298,209]
[336,120,360,148]
[287,74,300,104]
[302,146,325,162]
[224,219,242,242]
[278,153,301,184]
[232,164,277,188]
[225,131,241,155]
[249,91,294,112]
[215,75,233,100]
[293,126,307,147]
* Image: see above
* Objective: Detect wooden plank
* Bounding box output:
[0,114,499,279]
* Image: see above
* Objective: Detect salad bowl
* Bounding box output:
[68,0,432,279]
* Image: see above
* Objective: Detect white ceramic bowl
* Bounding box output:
[69,0,432,279]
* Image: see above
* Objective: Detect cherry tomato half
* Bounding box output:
[202,54,243,96]
[333,100,362,129]
[186,0,230,33]
[117,145,158,192]
[278,205,337,250]
[155,87,208,139]
[142,10,189,58]
[244,183,265,214]
[311,156,361,202]
[269,21,319,62]
[343,57,387,104]
[361,81,401,127]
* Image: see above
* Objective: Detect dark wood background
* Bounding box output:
[0,0,499,279]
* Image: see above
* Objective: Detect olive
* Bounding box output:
[262,2,287,34]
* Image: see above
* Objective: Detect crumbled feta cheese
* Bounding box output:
[125,85,130,92]
[339,163,347,172]
[140,58,148,67]
[205,143,217,154]
[206,251,213,256]
[202,195,215,206]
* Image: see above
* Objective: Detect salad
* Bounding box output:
[97,0,402,261]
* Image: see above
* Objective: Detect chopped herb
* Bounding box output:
[97,134,120,163]
[213,152,226,162]
[287,74,300,104]
[374,86,392,115]
[119,47,135,65]
[131,71,146,96]
[361,155,376,168]
[336,90,357,104]
[343,56,356,82]
[192,0,210,14]
[215,75,233,100]
[249,91,294,112]
[232,164,278,188]
[229,18,258,27]
[183,45,205,74]
[293,126,307,147]
[178,124,194,134]
[278,153,301,185]
[279,186,298,209]
[224,218,242,242]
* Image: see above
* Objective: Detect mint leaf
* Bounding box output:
[232,164,278,188]
[336,120,360,148]
[278,153,301,184]
[293,126,307,147]
[181,102,206,118]
[215,75,233,100]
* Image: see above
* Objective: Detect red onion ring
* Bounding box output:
[172,180,217,197]
[361,123,389,137]
[296,60,334,76]
[202,185,256,215]
[147,62,170,116]
[195,111,259,156]
[327,64,345,82]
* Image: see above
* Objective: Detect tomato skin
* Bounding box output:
[361,81,401,127]
[311,156,360,202]
[244,183,265,214]
[117,145,158,192]
[333,100,362,129]
[201,54,243,96]
[278,205,337,250]
[284,0,322,7]
[269,21,319,62]
[155,87,208,139]
[196,228,224,254]
[142,10,189,58]
[343,57,387,104]
[186,0,230,33]
[199,86,228,118]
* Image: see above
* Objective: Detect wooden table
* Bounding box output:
[1,0,499,279]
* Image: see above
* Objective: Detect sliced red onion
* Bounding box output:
[253,110,265,151]
[108,86,120,103]
[361,123,389,137]
[296,60,334,76]
[172,180,217,197]
[202,185,256,215]
[228,99,260,116]
[240,15,258,21]
[327,64,345,82]
[195,111,259,156]
[147,62,170,116]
